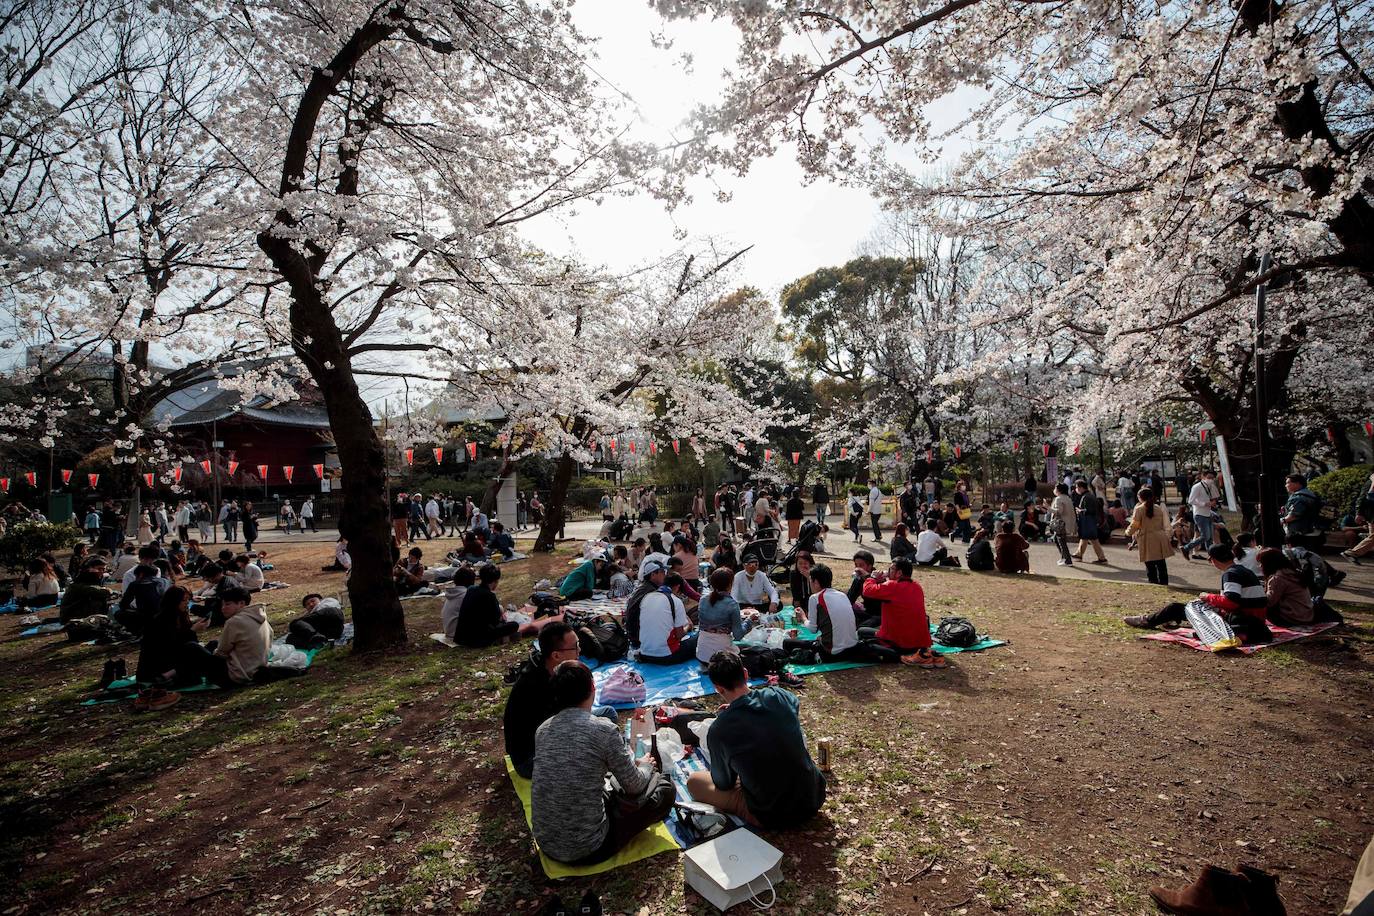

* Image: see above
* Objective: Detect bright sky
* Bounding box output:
[518,4,974,298]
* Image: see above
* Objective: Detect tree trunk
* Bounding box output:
[1329,422,1356,468]
[481,451,515,516]
[535,452,576,552]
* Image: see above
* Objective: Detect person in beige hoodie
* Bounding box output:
[179,586,272,687]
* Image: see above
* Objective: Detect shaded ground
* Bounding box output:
[1,537,1370,915]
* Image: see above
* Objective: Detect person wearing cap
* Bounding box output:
[624,559,666,647]
[559,554,606,601]
[731,555,779,614]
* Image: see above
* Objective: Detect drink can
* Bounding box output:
[817,737,832,772]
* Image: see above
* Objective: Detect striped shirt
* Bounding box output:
[1220,564,1267,614]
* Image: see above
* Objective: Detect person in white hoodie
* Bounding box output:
[441,567,478,640]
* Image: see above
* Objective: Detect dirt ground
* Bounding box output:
[0,538,1370,915]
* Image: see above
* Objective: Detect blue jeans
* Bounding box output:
[1183,513,1215,553]
[815,505,828,524]
[592,704,618,722]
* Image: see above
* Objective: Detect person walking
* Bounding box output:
[241,501,259,553]
[812,479,830,526]
[301,496,316,533]
[847,490,864,543]
[173,501,191,542]
[1073,480,1108,563]
[1181,470,1221,559]
[868,481,884,542]
[952,481,974,543]
[1049,483,1077,566]
[1125,486,1173,584]
[1116,470,1137,512]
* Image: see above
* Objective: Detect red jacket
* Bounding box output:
[861,577,931,650]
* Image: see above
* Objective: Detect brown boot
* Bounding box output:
[1236,865,1285,916]
[1150,865,1254,915]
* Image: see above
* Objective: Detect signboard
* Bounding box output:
[321,478,331,493]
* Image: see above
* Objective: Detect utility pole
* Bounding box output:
[211,420,222,546]
[1253,253,1280,547]
[1095,426,1107,482]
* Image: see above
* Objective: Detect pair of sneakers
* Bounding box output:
[539,891,600,916]
[900,648,948,669]
[97,658,128,690]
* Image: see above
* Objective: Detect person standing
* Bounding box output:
[868,481,884,542]
[847,490,864,543]
[1073,480,1109,563]
[784,489,805,542]
[691,488,707,525]
[1182,470,1221,559]
[922,475,936,507]
[1023,473,1038,509]
[301,496,316,533]
[1049,483,1078,566]
[391,493,410,546]
[952,481,973,543]
[812,479,830,525]
[173,501,191,542]
[1116,470,1137,512]
[425,493,442,538]
[1125,486,1173,584]
[281,499,296,534]
[1091,472,1107,504]
[241,502,260,553]
[84,505,102,544]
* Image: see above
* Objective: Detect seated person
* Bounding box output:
[21,557,61,608]
[176,586,271,688]
[287,593,346,649]
[323,537,351,572]
[696,567,750,664]
[136,585,206,685]
[232,554,265,592]
[701,519,721,549]
[453,564,518,647]
[530,661,673,865]
[441,567,477,640]
[41,552,70,590]
[888,524,916,561]
[730,556,779,614]
[847,550,881,628]
[637,548,671,581]
[558,555,605,601]
[637,573,696,664]
[993,521,1031,573]
[120,545,163,589]
[488,522,516,559]
[184,540,207,576]
[112,544,141,581]
[1019,503,1044,541]
[623,560,666,647]
[671,539,701,591]
[627,538,648,571]
[193,562,233,625]
[710,537,738,573]
[966,529,995,572]
[1257,548,1314,627]
[505,622,619,778]
[993,502,1016,527]
[393,547,426,596]
[1123,544,1274,643]
[913,520,948,566]
[666,556,702,604]
[787,551,814,614]
[116,564,165,634]
[780,563,890,662]
[60,557,115,622]
[976,505,996,535]
[686,652,826,828]
[861,558,945,668]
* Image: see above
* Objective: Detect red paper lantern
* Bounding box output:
[24,471,36,487]
[1200,428,1209,443]
[649,441,657,455]
[87,473,99,488]
[1073,443,1081,456]
[1365,420,1373,437]
[1042,443,1050,457]
[815,449,824,462]
[1011,440,1020,452]
[869,450,876,462]
[257,464,269,480]
[609,438,617,452]
[954,445,962,459]
[895,451,902,463]
[227,460,239,477]
[172,467,182,484]
[927,448,934,462]
[671,439,680,455]
[628,441,636,454]
[791,451,800,465]
[1326,427,1337,444]
[143,473,154,488]
[404,448,414,465]
[466,441,477,460]
[61,469,73,484]
[840,447,848,459]
[282,465,294,482]
[1164,423,1173,438]
[0,478,9,492]
[200,459,212,474]
[313,463,324,478]
[433,447,444,464]
[764,449,773,462]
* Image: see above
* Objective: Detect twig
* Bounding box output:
[903,857,937,883]
[186,874,246,904]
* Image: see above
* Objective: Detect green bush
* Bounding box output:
[1309,464,1373,517]
[0,521,81,574]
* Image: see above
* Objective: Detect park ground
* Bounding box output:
[1,537,1371,915]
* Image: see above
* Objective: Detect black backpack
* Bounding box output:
[739,645,787,677]
[934,616,978,648]
[573,615,629,663]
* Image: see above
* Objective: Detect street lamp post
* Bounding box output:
[1253,253,1280,547]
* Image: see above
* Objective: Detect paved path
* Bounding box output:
[236,516,1374,605]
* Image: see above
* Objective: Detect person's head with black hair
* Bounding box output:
[301,592,323,608]
[408,547,423,560]
[809,562,834,591]
[1233,531,1256,560]
[889,557,914,579]
[1000,520,1014,534]
[708,567,733,595]
[138,544,159,562]
[852,549,875,573]
[478,564,501,587]
[1055,483,1069,495]
[453,566,476,587]
[220,585,253,617]
[1206,543,1234,569]
[612,544,628,561]
[706,651,749,698]
[549,660,595,711]
[132,563,157,580]
[537,621,579,673]
[203,562,225,582]
[492,521,504,533]
[218,549,234,564]
[664,572,685,593]
[1285,473,1306,491]
[1257,548,1294,577]
[926,519,939,531]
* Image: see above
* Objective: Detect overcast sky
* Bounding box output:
[518,4,970,299]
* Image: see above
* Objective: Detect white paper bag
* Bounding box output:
[683,828,784,911]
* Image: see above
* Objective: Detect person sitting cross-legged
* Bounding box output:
[730,556,778,614]
[559,555,605,601]
[488,522,516,559]
[60,558,114,622]
[137,585,206,685]
[860,557,946,668]
[504,622,618,778]
[1124,544,1274,643]
[914,520,948,566]
[393,547,426,596]
[453,563,519,648]
[686,652,826,828]
[232,554,265,592]
[992,521,1031,574]
[176,586,271,688]
[695,567,751,664]
[530,660,674,865]
[636,572,697,665]
[782,563,897,662]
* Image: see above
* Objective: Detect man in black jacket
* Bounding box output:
[453,564,518,647]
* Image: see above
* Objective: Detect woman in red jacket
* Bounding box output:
[860,558,947,669]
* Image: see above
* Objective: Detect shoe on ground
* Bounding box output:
[1123,614,1153,629]
[775,671,805,688]
[537,896,569,916]
[901,648,948,669]
[1340,550,1361,565]
[1149,864,1255,916]
[1056,559,1071,566]
[577,890,603,916]
[1235,864,1286,915]
[98,660,118,691]
[133,688,180,712]
[1182,547,1192,561]
[1091,558,1109,565]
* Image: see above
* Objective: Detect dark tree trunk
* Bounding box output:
[1329,422,1356,468]
[481,450,515,516]
[535,452,576,552]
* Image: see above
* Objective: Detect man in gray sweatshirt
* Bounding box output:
[530,662,674,865]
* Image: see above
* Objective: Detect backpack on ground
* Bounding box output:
[739,645,787,677]
[934,616,978,648]
[573,614,629,663]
